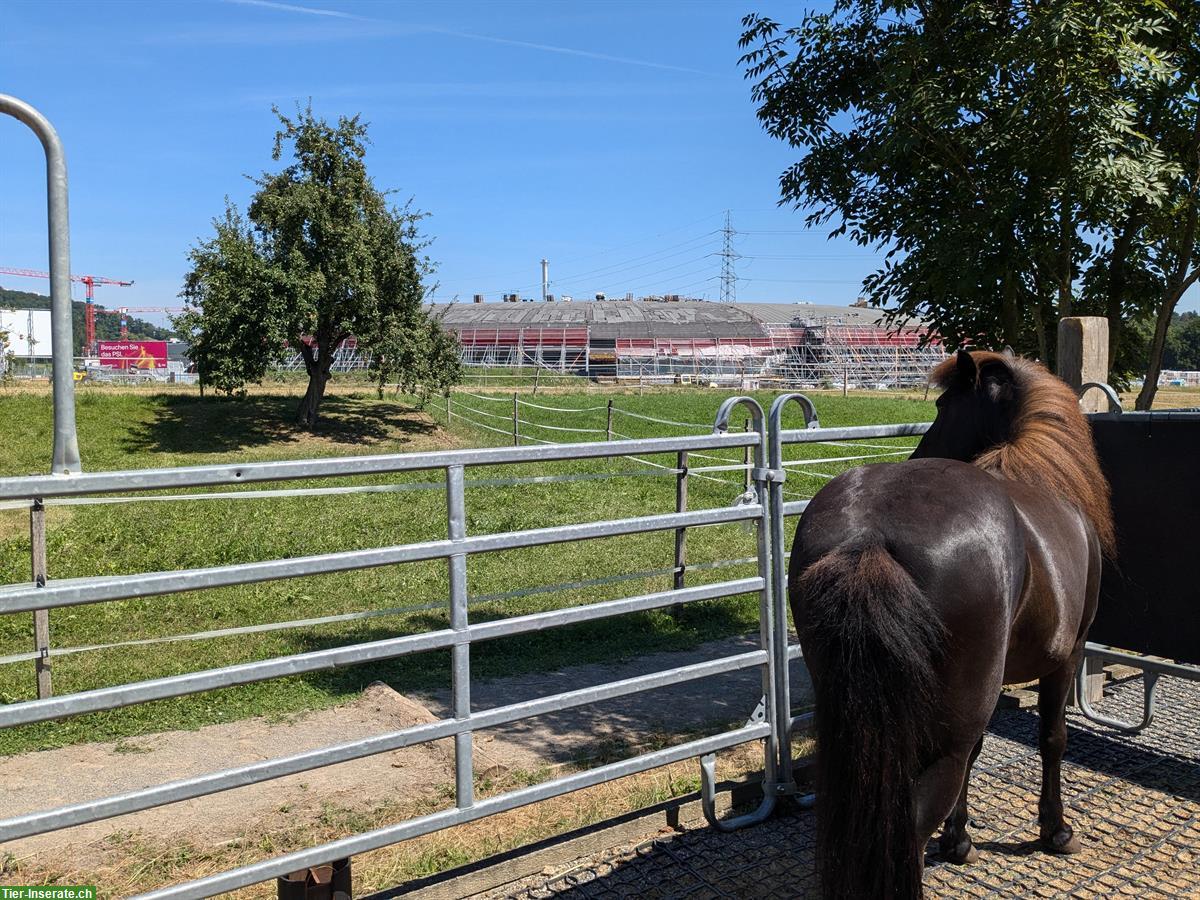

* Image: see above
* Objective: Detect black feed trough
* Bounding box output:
[1089,409,1200,667]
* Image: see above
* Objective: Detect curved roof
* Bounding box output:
[429,300,887,341]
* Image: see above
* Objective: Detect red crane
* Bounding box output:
[0,266,134,351]
[110,307,184,338]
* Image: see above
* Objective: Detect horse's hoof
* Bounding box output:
[1042,830,1082,855]
[953,844,980,865]
[939,838,979,864]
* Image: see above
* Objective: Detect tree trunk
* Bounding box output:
[1136,271,1198,410]
[1135,301,1171,410]
[1000,266,1020,349]
[1142,112,1200,408]
[296,341,331,429]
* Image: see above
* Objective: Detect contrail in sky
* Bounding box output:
[220,0,710,74]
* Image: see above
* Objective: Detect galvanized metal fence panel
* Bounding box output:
[0,94,941,897]
[0,404,828,899]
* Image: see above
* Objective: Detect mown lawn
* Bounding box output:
[0,382,934,754]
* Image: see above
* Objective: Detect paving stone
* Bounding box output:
[496,676,1200,899]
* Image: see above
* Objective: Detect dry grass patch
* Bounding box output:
[1,745,767,898]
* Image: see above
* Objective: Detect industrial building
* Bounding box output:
[431,299,945,388]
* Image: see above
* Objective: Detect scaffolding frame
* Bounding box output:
[457,327,591,374]
[265,319,949,387]
[612,321,945,388]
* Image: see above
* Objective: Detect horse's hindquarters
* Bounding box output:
[789,459,1022,898]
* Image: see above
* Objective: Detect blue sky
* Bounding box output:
[1,0,1195,326]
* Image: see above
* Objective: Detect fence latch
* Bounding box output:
[750,467,787,484]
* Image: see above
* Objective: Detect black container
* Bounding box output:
[277,858,352,900]
[1089,410,1200,666]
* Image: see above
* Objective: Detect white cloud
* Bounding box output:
[428,28,709,76]
[215,0,710,75]
[223,0,363,19]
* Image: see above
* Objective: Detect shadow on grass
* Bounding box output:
[278,597,760,700]
[121,393,437,456]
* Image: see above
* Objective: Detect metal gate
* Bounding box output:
[0,92,944,897]
[0,400,939,899]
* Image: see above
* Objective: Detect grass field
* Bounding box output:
[0,381,940,757]
[2,378,1196,756]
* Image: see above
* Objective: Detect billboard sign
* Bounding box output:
[97,340,168,369]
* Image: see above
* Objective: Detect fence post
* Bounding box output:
[445,466,474,810]
[1058,316,1108,705]
[673,450,688,593]
[1058,317,1111,413]
[606,400,613,441]
[512,392,519,446]
[446,393,452,424]
[532,368,540,396]
[0,95,82,474]
[743,420,751,493]
[29,499,52,699]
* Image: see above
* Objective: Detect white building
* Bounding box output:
[0,308,53,363]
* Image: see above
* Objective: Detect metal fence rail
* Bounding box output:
[0,403,939,898]
[0,405,800,899]
[0,93,940,898]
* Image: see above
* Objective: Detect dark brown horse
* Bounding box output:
[789,349,1113,898]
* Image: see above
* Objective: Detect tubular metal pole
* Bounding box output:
[29,499,52,698]
[767,393,819,790]
[0,94,81,474]
[701,396,779,831]
[673,450,688,592]
[446,465,473,808]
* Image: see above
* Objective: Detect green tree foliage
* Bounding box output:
[739,1,1197,400]
[1165,311,1200,369]
[177,106,460,427]
[368,306,462,402]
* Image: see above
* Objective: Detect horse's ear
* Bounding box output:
[979,359,1015,405]
[955,349,977,384]
[1002,345,1015,358]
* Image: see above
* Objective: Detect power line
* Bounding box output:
[736,230,837,236]
[738,254,873,261]
[435,230,720,300]
[548,232,720,285]
[557,256,717,295]
[742,277,867,284]
[433,213,724,294]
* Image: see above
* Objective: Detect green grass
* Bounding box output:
[0,383,934,755]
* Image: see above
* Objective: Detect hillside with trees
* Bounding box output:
[0,287,175,354]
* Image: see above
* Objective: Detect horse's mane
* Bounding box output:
[931,351,1115,555]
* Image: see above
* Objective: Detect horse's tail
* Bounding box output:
[796,542,947,899]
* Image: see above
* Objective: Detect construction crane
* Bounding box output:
[0,266,134,351]
[111,307,184,339]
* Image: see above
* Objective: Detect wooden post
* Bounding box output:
[606,399,614,441]
[1057,317,1110,413]
[512,392,520,446]
[1058,316,1108,705]
[673,451,688,594]
[446,393,452,423]
[532,367,541,396]
[29,499,52,699]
